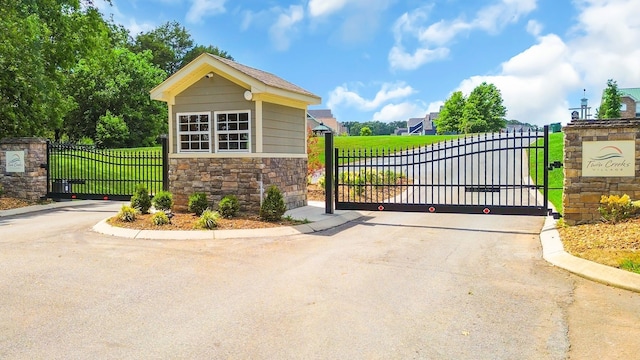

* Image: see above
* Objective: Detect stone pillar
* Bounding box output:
[0,138,48,201]
[563,119,640,225]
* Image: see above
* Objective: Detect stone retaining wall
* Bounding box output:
[563,119,640,225]
[0,138,47,201]
[169,157,307,213]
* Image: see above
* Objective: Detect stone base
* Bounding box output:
[169,156,307,213]
[0,138,48,202]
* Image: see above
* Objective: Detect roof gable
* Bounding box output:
[150,53,321,107]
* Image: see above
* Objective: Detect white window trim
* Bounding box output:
[214,110,252,153]
[176,112,212,153]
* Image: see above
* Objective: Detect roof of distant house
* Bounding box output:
[619,88,640,101]
[308,109,334,118]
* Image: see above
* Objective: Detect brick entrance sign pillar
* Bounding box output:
[0,138,48,201]
[563,119,640,225]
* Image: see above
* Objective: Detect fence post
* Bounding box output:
[160,134,169,191]
[324,132,334,214]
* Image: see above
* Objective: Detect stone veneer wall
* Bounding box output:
[0,138,48,201]
[169,157,307,213]
[563,119,640,225]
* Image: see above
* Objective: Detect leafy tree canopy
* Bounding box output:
[435,83,506,134]
[131,21,233,76]
[435,91,465,134]
[598,79,622,119]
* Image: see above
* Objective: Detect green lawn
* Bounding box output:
[310,135,461,165]
[49,146,163,195]
[529,132,564,212]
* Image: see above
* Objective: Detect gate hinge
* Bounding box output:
[547,161,563,170]
[40,163,48,170]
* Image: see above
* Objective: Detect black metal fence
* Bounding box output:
[334,127,549,216]
[46,137,168,201]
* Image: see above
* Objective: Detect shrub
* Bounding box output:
[218,195,240,218]
[197,209,220,229]
[260,185,287,222]
[118,205,139,222]
[598,194,639,223]
[188,192,209,216]
[0,183,4,197]
[152,191,173,211]
[131,183,152,214]
[317,175,326,188]
[151,211,170,226]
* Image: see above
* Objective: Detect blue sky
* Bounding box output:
[97,0,640,126]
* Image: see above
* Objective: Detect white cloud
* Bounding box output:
[389,0,538,71]
[269,5,305,51]
[388,46,449,71]
[327,82,416,111]
[373,102,427,122]
[308,0,350,17]
[425,0,640,126]
[526,19,543,36]
[452,34,580,124]
[186,0,226,24]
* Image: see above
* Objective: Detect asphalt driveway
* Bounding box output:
[1,203,639,359]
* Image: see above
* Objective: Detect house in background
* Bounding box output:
[307,109,346,135]
[403,111,439,135]
[619,88,640,118]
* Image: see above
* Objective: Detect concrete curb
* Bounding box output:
[92,210,368,240]
[540,215,640,293]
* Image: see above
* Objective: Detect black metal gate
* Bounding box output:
[333,126,549,216]
[46,137,168,201]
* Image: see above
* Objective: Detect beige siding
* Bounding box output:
[262,103,306,154]
[172,75,255,153]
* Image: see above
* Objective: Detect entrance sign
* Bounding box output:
[6,151,25,173]
[582,141,635,177]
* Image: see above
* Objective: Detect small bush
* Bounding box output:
[598,194,639,223]
[197,209,220,229]
[218,195,240,218]
[188,192,209,216]
[0,183,4,197]
[260,185,287,222]
[317,175,326,188]
[118,205,139,222]
[151,211,170,226]
[131,184,152,214]
[152,191,173,211]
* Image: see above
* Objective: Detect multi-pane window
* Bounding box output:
[215,111,251,152]
[177,113,211,153]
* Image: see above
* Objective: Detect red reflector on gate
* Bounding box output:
[71,195,76,199]
[103,196,109,200]
[483,208,491,214]
[428,206,436,213]
[378,205,385,211]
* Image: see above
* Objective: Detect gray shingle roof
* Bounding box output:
[308,109,334,118]
[208,54,319,99]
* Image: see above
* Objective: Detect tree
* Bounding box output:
[180,44,233,68]
[0,0,108,138]
[63,47,167,147]
[360,126,372,136]
[461,82,506,133]
[435,91,466,134]
[598,79,622,119]
[96,111,129,148]
[131,21,194,75]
